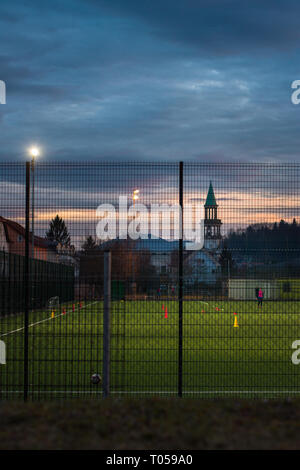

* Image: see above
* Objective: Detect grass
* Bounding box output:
[0,398,299,449]
[1,300,300,398]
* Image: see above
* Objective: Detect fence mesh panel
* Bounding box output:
[183,164,300,396]
[0,163,25,399]
[0,162,300,399]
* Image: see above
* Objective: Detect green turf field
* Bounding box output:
[1,300,300,399]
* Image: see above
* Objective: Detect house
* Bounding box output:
[0,216,57,262]
[185,247,221,285]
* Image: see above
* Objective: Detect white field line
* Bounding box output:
[0,301,98,338]
[194,300,224,311]
[197,300,224,311]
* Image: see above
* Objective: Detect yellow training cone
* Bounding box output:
[233,313,239,328]
[51,311,55,319]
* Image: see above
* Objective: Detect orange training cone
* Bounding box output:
[233,313,239,328]
[164,307,168,319]
[51,311,55,319]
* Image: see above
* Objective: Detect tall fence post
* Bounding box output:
[178,161,183,397]
[103,250,111,398]
[24,162,30,401]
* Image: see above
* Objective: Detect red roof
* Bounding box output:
[0,216,49,248]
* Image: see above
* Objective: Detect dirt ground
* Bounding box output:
[0,398,299,450]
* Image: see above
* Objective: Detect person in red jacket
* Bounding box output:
[257,288,264,308]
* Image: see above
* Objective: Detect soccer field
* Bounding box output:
[1,299,300,399]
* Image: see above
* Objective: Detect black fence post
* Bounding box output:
[178,161,183,397]
[103,250,111,398]
[24,162,30,401]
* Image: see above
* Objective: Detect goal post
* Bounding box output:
[47,296,60,312]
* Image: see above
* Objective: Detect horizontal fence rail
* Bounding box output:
[0,162,300,399]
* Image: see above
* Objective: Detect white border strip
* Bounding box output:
[3,390,300,395]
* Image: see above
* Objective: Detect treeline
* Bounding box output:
[79,238,158,296]
[226,219,300,251]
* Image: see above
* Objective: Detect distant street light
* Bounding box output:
[132,189,139,207]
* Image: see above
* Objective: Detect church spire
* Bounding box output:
[205,181,217,207]
[204,181,222,251]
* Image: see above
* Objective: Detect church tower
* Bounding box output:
[204,181,222,251]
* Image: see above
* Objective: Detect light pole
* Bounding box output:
[28,147,40,260]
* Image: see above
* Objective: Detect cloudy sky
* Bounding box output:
[1,0,300,162]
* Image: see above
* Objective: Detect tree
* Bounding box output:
[82,235,97,252]
[219,244,234,276]
[46,215,71,246]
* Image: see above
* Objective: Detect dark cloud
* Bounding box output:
[0,0,299,162]
[94,0,300,55]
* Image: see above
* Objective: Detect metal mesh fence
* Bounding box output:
[0,162,300,399]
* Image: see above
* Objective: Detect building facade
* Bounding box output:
[204,181,222,252]
[186,182,222,285]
